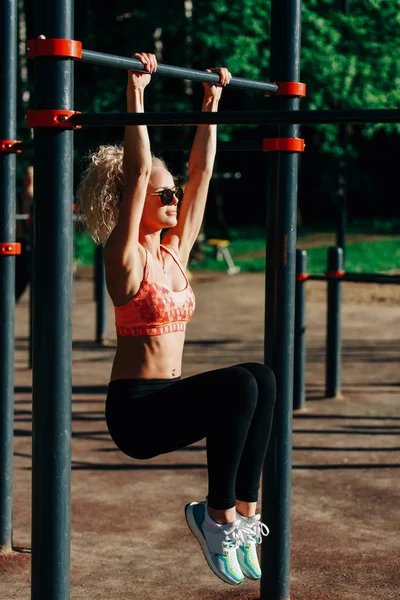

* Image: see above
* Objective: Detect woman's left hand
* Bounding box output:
[202,67,232,100]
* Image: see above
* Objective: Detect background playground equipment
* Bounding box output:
[1,2,399,600]
[15,210,105,367]
[293,246,400,411]
[205,238,240,275]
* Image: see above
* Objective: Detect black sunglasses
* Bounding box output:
[149,187,184,205]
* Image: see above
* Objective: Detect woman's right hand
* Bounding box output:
[127,52,157,90]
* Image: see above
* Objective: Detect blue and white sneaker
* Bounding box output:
[185,501,244,585]
[236,513,269,579]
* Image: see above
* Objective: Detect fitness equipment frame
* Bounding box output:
[1,0,400,598]
[293,247,400,409]
[0,0,18,556]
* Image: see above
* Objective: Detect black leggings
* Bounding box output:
[105,362,276,510]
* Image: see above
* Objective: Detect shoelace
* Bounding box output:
[221,523,245,553]
[240,520,269,546]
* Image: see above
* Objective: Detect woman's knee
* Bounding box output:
[226,366,258,411]
[238,362,276,403]
[239,362,275,384]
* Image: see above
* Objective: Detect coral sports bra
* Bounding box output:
[114,244,195,337]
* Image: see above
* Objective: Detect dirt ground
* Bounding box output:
[1,266,400,600]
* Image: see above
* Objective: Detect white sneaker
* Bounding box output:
[236,513,269,579]
[185,500,244,585]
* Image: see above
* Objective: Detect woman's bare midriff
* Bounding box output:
[110,330,186,381]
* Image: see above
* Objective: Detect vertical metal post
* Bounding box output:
[0,0,17,554]
[29,227,34,369]
[94,244,107,344]
[261,1,302,599]
[29,279,33,369]
[336,152,347,261]
[336,0,350,264]
[325,246,343,399]
[31,0,74,597]
[293,249,307,411]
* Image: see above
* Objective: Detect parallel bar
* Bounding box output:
[261,1,302,598]
[0,0,17,555]
[325,247,343,399]
[72,108,400,128]
[309,273,400,284]
[293,250,307,411]
[14,140,262,152]
[31,0,73,597]
[154,140,262,152]
[80,49,279,94]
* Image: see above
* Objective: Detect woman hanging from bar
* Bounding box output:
[76,52,276,586]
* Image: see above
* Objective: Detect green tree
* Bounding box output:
[302,0,400,153]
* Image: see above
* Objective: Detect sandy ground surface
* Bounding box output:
[1,267,400,600]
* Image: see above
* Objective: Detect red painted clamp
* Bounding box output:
[296,273,310,282]
[26,38,82,59]
[265,82,306,97]
[325,270,345,279]
[25,109,81,129]
[0,140,22,153]
[0,243,22,255]
[276,82,306,97]
[262,138,305,152]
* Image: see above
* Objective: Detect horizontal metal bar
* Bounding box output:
[148,140,262,151]
[15,139,261,152]
[309,273,400,284]
[80,49,279,94]
[71,109,400,127]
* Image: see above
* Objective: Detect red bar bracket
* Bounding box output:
[25,109,81,129]
[263,138,305,152]
[325,270,345,279]
[277,82,306,97]
[0,243,22,255]
[26,38,82,59]
[0,140,22,153]
[265,82,306,97]
[296,273,310,282]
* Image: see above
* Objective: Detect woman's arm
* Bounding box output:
[104,53,157,301]
[162,67,231,267]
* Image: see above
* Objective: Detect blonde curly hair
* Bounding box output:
[76,144,169,244]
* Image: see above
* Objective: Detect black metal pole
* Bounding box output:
[80,49,279,94]
[0,0,17,555]
[31,1,74,598]
[94,244,107,344]
[293,250,307,411]
[28,276,33,369]
[336,145,348,261]
[15,139,264,152]
[325,247,343,399]
[71,108,400,128]
[261,1,302,599]
[336,0,351,263]
[29,214,34,369]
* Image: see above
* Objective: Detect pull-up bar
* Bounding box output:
[80,49,280,94]
[27,38,280,93]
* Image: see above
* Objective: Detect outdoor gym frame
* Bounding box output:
[293,247,400,410]
[1,0,399,599]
